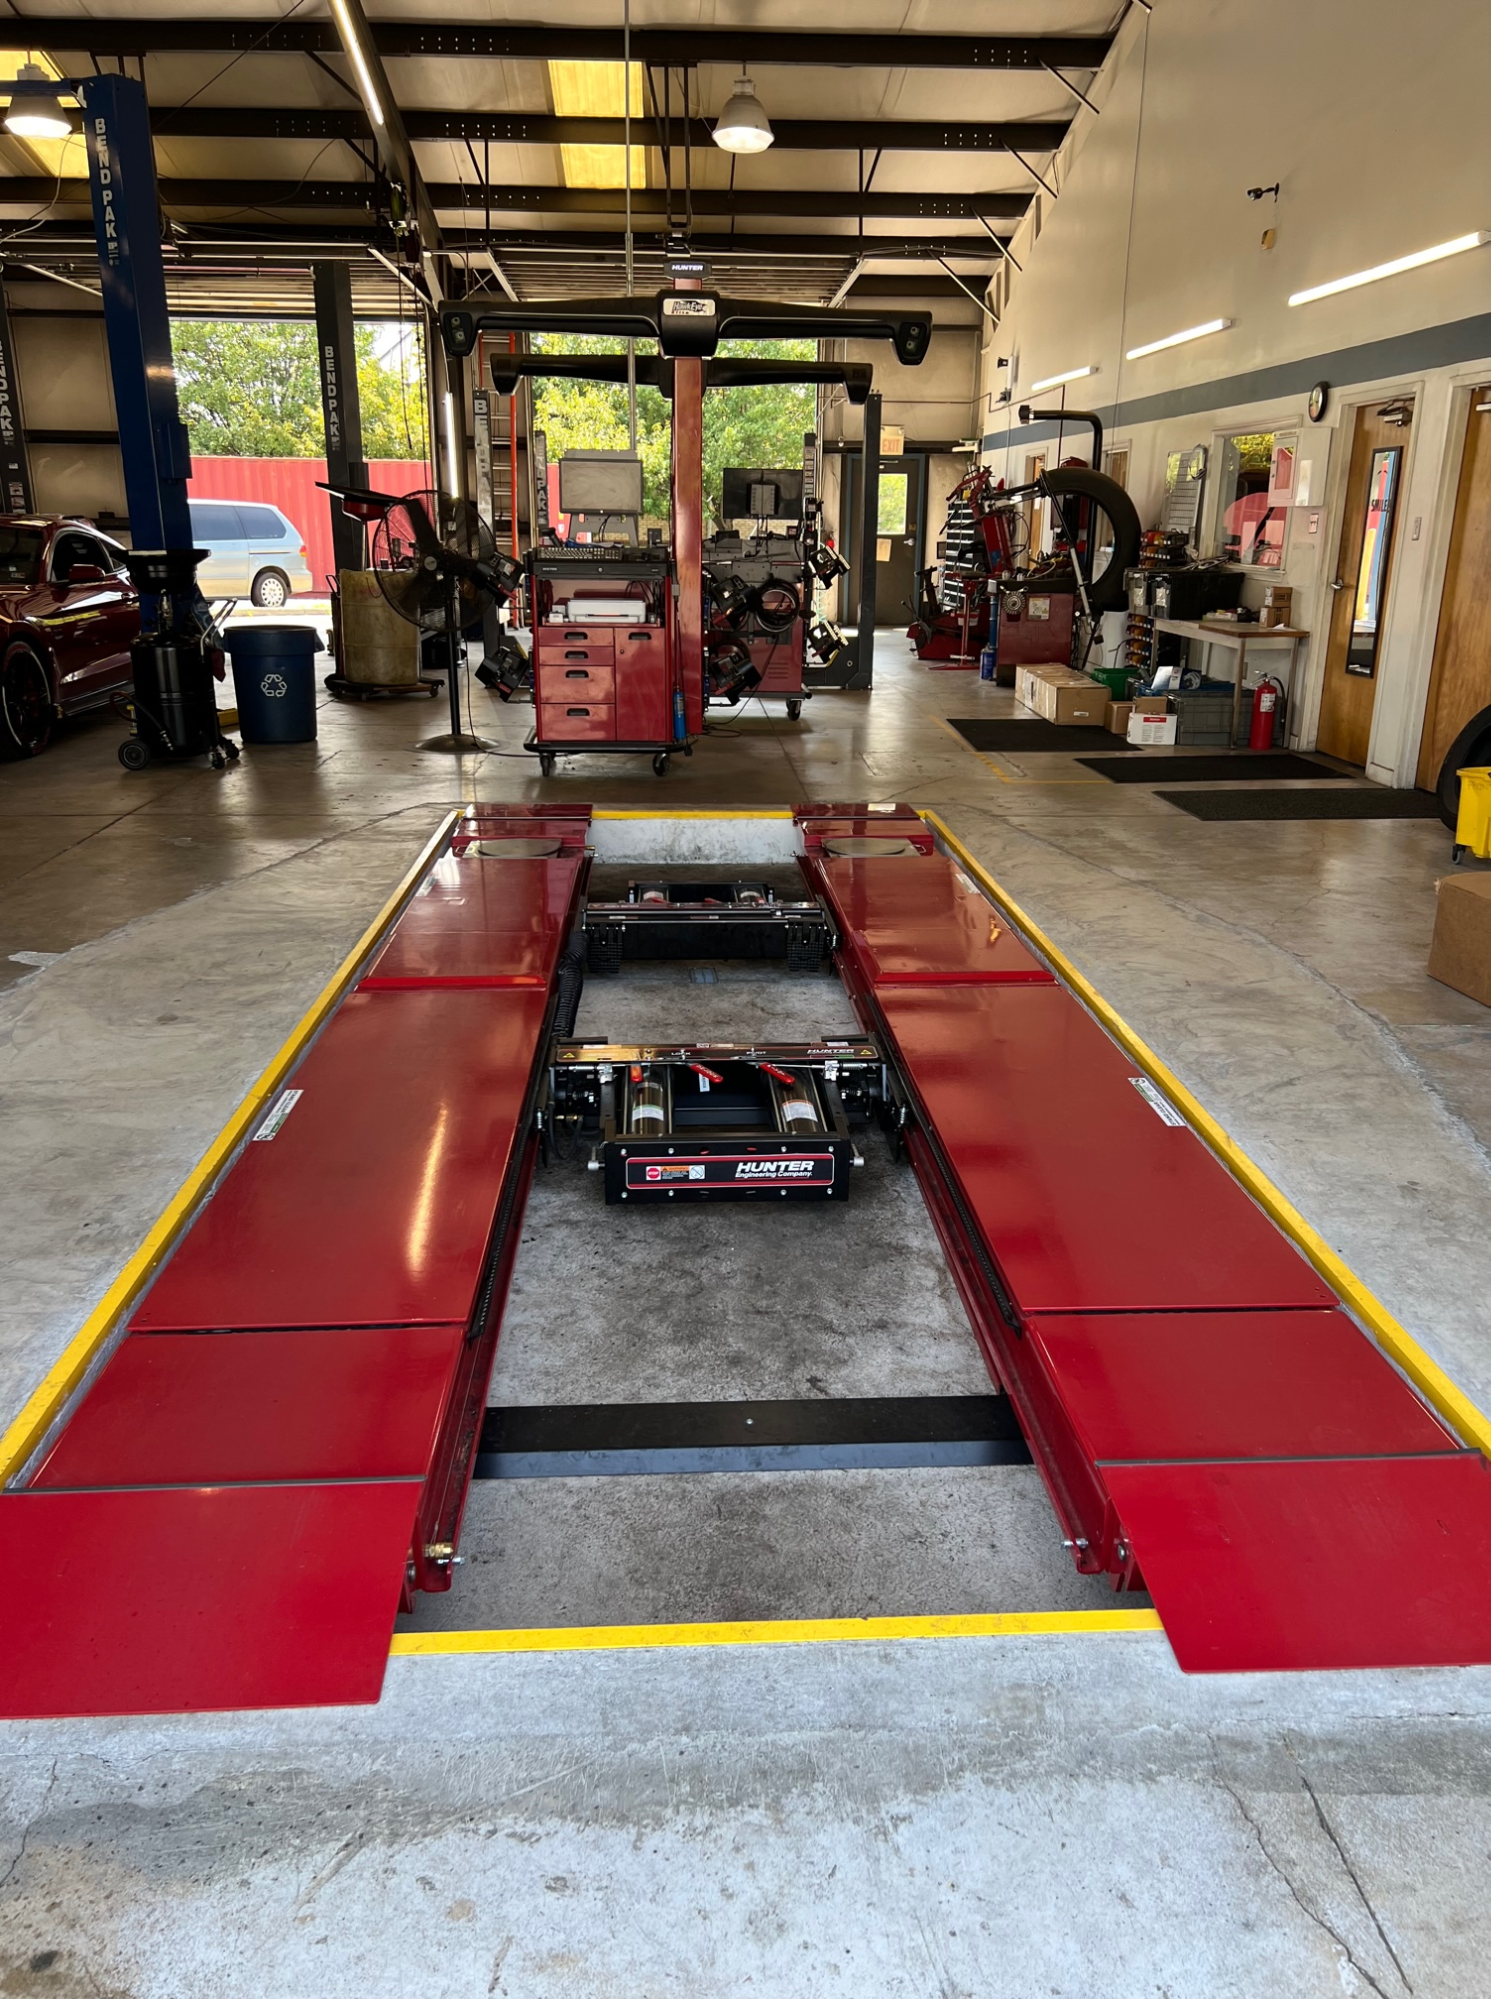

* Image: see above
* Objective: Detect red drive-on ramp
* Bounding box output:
[0,819,587,1716]
[806,824,1489,1674]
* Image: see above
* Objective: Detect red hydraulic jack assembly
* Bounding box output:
[0,802,1485,1715]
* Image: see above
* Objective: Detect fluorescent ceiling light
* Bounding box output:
[4,63,71,141]
[1125,318,1231,360]
[1027,365,1097,394]
[1288,231,1489,307]
[328,0,384,128]
[713,74,774,155]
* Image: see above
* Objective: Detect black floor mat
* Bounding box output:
[1076,753,1352,784]
[1158,788,1444,822]
[950,718,1139,753]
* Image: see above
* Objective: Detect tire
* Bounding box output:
[0,644,55,759]
[118,737,152,771]
[251,568,290,609]
[1435,706,1490,828]
[1039,468,1142,616]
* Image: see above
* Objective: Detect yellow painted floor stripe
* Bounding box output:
[921,809,1492,1457]
[390,1608,1163,1658]
[0,808,466,1486]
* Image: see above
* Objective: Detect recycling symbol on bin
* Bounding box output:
[260,672,289,698]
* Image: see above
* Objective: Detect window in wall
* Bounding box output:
[1216,429,1296,567]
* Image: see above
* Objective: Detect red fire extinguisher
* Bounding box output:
[1249,676,1283,750]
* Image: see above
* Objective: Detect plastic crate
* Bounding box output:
[1173,688,1234,746]
[1088,664,1133,700]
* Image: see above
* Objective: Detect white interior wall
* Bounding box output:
[983,0,1491,782]
[7,282,127,527]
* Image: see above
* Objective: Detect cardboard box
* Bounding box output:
[1108,700,1133,736]
[1027,673,1108,725]
[1427,872,1490,1005]
[1133,695,1170,714]
[1128,711,1179,746]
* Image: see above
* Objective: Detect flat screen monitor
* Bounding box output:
[558,453,645,517]
[721,467,804,521]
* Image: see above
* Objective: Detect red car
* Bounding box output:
[0,515,140,759]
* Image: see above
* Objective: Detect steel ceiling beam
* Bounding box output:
[146,108,1072,152]
[2,223,1008,260]
[0,18,1111,67]
[0,178,1029,222]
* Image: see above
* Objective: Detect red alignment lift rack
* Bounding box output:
[0,802,1484,1715]
[0,808,589,1716]
[801,808,1488,1673]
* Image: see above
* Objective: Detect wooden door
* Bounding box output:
[1316,400,1414,764]
[1416,388,1490,788]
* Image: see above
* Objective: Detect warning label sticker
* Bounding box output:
[1129,1076,1187,1128]
[253,1088,303,1141]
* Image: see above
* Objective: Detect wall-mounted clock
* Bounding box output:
[1307,381,1330,423]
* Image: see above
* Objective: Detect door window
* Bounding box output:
[876,471,909,537]
[1346,447,1402,678]
[50,532,103,581]
[190,503,243,541]
[239,505,289,539]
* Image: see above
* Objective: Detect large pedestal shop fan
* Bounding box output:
[320,482,521,752]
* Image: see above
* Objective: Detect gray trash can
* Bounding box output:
[225,625,319,743]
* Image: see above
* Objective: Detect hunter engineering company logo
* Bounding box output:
[733,1158,818,1181]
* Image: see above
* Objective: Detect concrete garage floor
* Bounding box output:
[0,638,1486,1996]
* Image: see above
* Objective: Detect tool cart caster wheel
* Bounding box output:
[539,751,556,777]
[652,752,671,776]
[118,739,152,771]
[223,739,240,762]
[786,699,803,721]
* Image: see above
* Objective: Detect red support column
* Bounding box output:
[672,355,705,734]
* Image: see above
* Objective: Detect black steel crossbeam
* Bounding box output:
[146,107,1071,153]
[474,1396,1033,1476]
[0,19,1111,67]
[0,179,1029,222]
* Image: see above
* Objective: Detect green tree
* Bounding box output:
[171,319,428,460]
[528,332,817,525]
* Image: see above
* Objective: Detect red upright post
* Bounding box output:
[672,353,705,735]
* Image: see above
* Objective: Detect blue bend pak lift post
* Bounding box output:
[77,72,238,770]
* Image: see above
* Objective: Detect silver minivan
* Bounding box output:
[187,499,315,606]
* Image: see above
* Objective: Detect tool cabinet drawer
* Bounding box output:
[536,659,615,703]
[537,627,615,658]
[537,700,616,743]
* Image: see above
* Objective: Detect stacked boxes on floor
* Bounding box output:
[1014,662,1111,728]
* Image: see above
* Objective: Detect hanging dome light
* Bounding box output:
[5,62,72,141]
[712,73,774,155]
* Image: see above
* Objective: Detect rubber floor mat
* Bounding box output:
[950,719,1139,753]
[1157,788,1443,821]
[1076,753,1351,783]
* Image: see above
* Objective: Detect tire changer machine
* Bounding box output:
[442,284,930,774]
[909,409,1140,673]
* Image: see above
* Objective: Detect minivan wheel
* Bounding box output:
[0,644,55,758]
[251,568,290,609]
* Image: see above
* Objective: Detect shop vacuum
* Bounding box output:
[117,547,240,771]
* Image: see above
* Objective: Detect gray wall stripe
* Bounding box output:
[981,313,1492,452]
